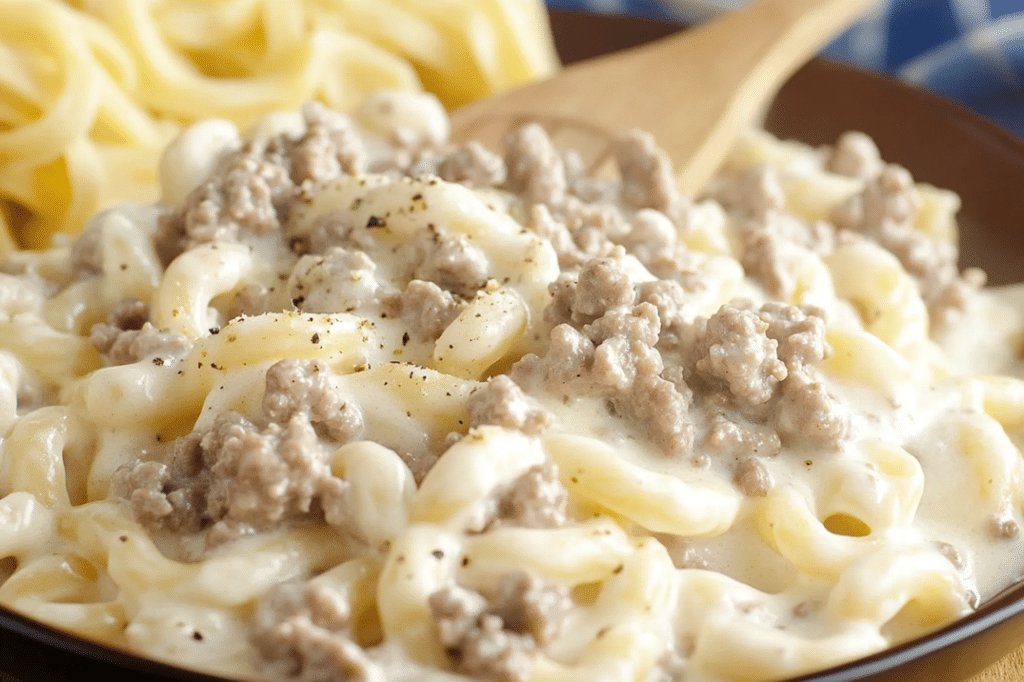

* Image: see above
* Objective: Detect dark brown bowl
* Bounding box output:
[2,9,1023,682]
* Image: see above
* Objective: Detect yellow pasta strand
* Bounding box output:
[0,0,558,249]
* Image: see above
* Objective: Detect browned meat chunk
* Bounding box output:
[691,305,788,407]
[429,572,569,682]
[732,457,773,497]
[250,579,377,682]
[287,101,366,185]
[91,300,192,367]
[262,359,363,443]
[776,370,850,450]
[400,279,464,342]
[503,124,567,208]
[413,230,490,298]
[615,129,687,221]
[118,364,355,543]
[439,141,507,188]
[467,376,553,436]
[494,462,568,529]
[832,163,980,326]
[706,413,782,459]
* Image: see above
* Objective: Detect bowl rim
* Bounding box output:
[0,600,223,681]
[2,574,1023,681]
[787,578,1024,681]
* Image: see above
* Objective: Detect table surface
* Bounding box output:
[973,646,1024,681]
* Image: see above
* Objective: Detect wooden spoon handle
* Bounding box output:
[670,0,877,193]
[450,0,875,196]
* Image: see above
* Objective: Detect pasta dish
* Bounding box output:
[0,86,1022,682]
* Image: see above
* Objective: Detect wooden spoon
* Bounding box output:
[450,0,875,196]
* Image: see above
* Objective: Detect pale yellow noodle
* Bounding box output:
[0,0,558,249]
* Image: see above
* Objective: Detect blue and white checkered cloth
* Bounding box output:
[546,0,1024,137]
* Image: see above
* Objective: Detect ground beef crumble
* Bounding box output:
[636,278,695,349]
[561,197,629,243]
[262,359,364,442]
[690,305,788,407]
[438,141,507,188]
[412,229,490,299]
[250,579,378,682]
[429,572,570,682]
[518,258,696,457]
[775,370,850,449]
[758,302,831,371]
[155,101,371,264]
[741,229,797,299]
[287,101,367,185]
[706,163,785,222]
[304,212,378,256]
[731,456,773,498]
[684,300,849,452]
[627,373,695,457]
[69,218,105,278]
[544,258,636,328]
[116,361,357,546]
[583,301,661,347]
[738,213,839,298]
[514,323,595,391]
[831,163,982,326]
[592,335,662,394]
[117,432,208,534]
[400,279,464,342]
[825,131,884,180]
[503,124,567,209]
[156,149,294,261]
[615,129,687,219]
[616,208,677,266]
[90,298,192,367]
[202,412,342,535]
[491,462,568,530]
[467,376,553,437]
[705,163,838,297]
[527,204,592,269]
[706,413,782,460]
[989,516,1019,539]
[229,281,272,318]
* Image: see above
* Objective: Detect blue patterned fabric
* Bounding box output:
[546,0,1024,136]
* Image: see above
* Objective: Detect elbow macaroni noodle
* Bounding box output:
[0,91,1021,682]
